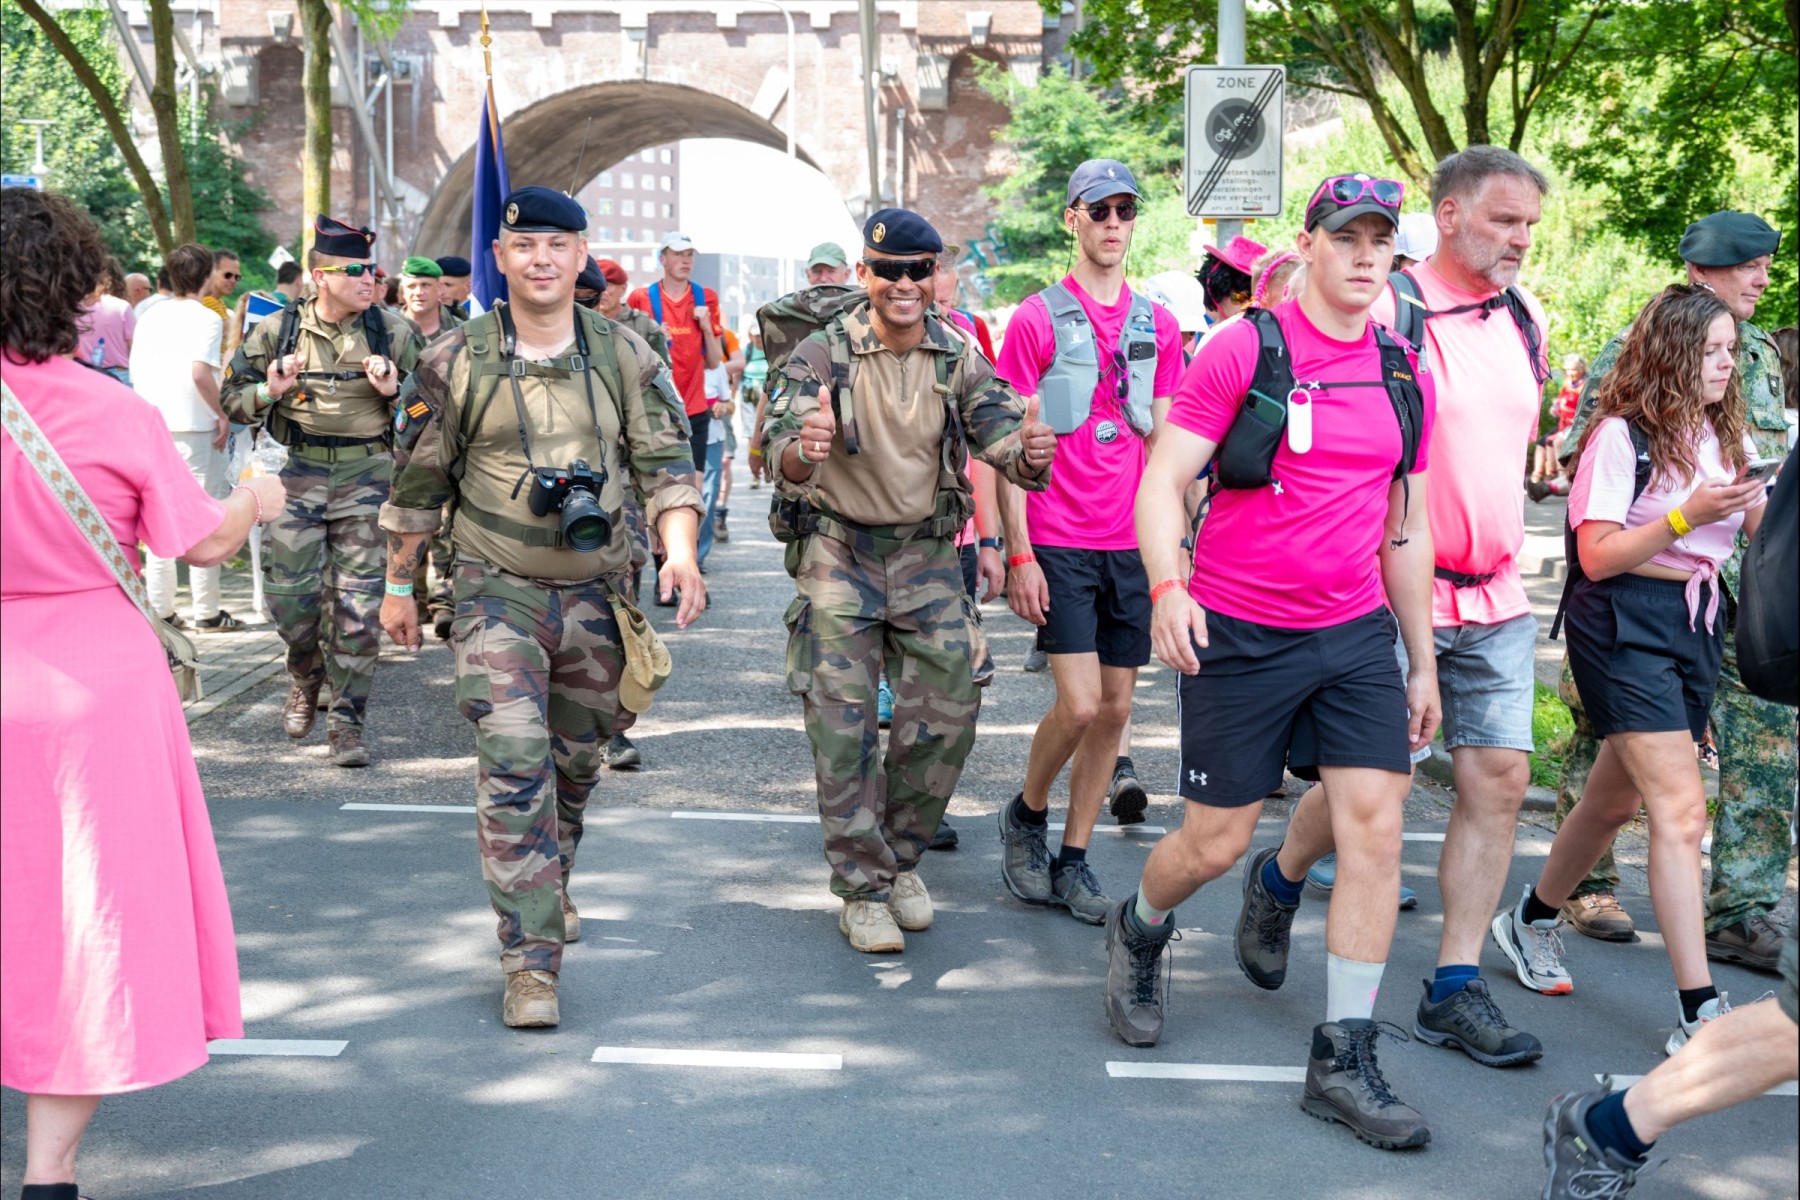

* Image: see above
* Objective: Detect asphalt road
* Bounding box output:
[4,468,1795,1200]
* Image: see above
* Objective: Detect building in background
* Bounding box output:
[577,143,682,279]
[693,252,801,333]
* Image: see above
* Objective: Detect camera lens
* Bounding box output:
[560,486,611,553]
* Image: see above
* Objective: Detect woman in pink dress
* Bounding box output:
[1,190,285,1198]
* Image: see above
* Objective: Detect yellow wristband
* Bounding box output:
[1666,508,1693,537]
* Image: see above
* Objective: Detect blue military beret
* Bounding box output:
[501,186,587,234]
[435,255,472,277]
[313,215,375,259]
[1679,211,1781,267]
[575,256,605,293]
[862,208,943,256]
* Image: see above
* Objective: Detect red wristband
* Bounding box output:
[1151,578,1185,603]
[1008,553,1036,569]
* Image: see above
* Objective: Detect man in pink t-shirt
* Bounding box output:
[993,159,1185,926]
[75,288,137,384]
[1103,175,1442,1150]
[1296,147,1550,1062]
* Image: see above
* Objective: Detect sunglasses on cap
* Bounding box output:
[1307,175,1406,212]
[316,263,377,278]
[1075,200,1138,223]
[861,257,937,282]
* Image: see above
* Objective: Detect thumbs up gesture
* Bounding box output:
[797,397,836,465]
[1020,394,1056,475]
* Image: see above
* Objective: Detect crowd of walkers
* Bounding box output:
[1,133,1795,1200]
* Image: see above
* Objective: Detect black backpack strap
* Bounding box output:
[1210,308,1296,492]
[363,306,393,362]
[1372,325,1425,543]
[1550,418,1654,640]
[275,301,302,361]
[1626,419,1652,503]
[1500,287,1549,386]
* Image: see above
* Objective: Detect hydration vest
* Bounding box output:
[1035,282,1157,438]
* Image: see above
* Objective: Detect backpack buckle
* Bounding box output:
[508,358,528,378]
[567,354,586,373]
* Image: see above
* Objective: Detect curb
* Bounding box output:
[1417,744,1557,813]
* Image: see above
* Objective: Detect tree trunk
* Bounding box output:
[14,0,176,253]
[298,0,334,253]
[144,0,195,245]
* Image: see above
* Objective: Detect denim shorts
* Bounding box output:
[1396,611,1538,754]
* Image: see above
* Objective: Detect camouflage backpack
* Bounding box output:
[755,283,864,378]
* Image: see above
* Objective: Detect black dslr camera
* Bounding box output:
[526,459,612,553]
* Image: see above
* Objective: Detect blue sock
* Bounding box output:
[1585,1089,1652,1162]
[1261,852,1303,907]
[1429,964,1480,1004]
[1054,844,1088,870]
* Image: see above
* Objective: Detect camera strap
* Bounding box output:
[495,303,602,498]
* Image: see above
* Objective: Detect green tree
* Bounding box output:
[299,0,409,252]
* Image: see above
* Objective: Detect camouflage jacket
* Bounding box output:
[378,304,701,581]
[222,298,425,441]
[1561,317,1789,596]
[763,305,1047,526]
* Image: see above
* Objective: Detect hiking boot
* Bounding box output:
[1542,1089,1653,1198]
[840,898,905,952]
[928,819,959,851]
[1022,647,1049,673]
[1301,1020,1431,1150]
[283,680,321,739]
[1413,977,1543,1067]
[1706,915,1782,971]
[1491,887,1573,995]
[998,798,1052,905]
[328,726,370,768]
[1103,899,1174,1048]
[502,969,560,1028]
[1563,891,1636,942]
[1234,847,1298,991]
[434,612,454,641]
[1050,859,1111,925]
[888,870,933,931]
[713,508,730,543]
[1666,992,1731,1057]
[877,680,894,729]
[195,608,242,633]
[554,888,580,943]
[1108,762,1149,825]
[604,732,642,770]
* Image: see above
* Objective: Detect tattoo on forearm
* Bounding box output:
[388,533,425,579]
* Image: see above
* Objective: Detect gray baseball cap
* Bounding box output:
[1066,159,1140,206]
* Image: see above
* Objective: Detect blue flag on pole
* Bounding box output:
[469,82,511,313]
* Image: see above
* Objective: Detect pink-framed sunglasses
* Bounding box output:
[1307,174,1406,212]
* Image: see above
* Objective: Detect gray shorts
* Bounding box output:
[1396,611,1538,758]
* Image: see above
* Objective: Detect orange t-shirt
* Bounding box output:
[626,282,723,417]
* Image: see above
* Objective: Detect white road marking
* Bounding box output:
[209,1039,348,1057]
[1598,1074,1796,1097]
[1106,1062,1307,1082]
[1050,823,1167,836]
[1402,832,1446,842]
[591,1046,841,1070]
[340,802,475,813]
[670,811,816,824]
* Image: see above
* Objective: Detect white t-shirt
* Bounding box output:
[703,363,730,444]
[128,298,224,432]
[134,293,170,319]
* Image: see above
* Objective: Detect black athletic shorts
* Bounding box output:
[1035,545,1152,668]
[960,543,979,601]
[1177,606,1412,807]
[1565,573,1724,741]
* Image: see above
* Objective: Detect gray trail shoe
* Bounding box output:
[1103,899,1176,1047]
[1022,647,1049,673]
[1413,977,1543,1067]
[604,732,642,770]
[1050,859,1112,924]
[1234,847,1298,991]
[1107,764,1149,825]
[1541,1089,1653,1198]
[998,798,1052,905]
[1301,1019,1431,1150]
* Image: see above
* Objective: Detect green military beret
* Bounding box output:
[401,255,442,278]
[1679,211,1781,267]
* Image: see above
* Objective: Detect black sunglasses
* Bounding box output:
[1077,201,1138,223]
[862,257,936,283]
[316,263,376,278]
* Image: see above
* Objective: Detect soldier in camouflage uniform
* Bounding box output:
[222,216,426,767]
[379,188,704,1028]
[763,208,1056,953]
[1554,211,1793,970]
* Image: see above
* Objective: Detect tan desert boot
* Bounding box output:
[839,898,905,953]
[503,969,560,1028]
[888,871,933,931]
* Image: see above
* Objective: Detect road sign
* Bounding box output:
[1,174,45,191]
[1184,65,1285,219]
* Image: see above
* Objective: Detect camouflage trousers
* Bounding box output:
[451,558,633,974]
[265,450,389,731]
[784,528,991,900]
[1555,643,1798,931]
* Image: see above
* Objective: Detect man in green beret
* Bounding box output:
[1554,209,1792,969]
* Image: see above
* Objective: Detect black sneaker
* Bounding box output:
[1413,977,1543,1067]
[1542,1089,1653,1198]
[1103,899,1176,1047]
[1233,847,1298,991]
[997,797,1052,905]
[1301,1019,1431,1150]
[195,608,242,632]
[928,819,959,851]
[604,732,642,769]
[1108,763,1149,825]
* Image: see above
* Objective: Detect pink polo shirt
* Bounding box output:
[996,277,1185,550]
[1370,258,1548,628]
[75,295,137,371]
[1168,300,1437,629]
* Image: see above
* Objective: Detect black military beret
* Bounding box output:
[313,215,375,259]
[575,255,605,293]
[435,255,472,277]
[502,186,587,234]
[1679,210,1781,267]
[862,208,943,257]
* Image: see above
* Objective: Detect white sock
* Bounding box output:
[1325,953,1386,1024]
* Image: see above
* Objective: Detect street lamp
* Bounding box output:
[745,0,797,293]
[18,119,56,181]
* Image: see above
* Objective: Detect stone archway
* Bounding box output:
[412,79,828,256]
